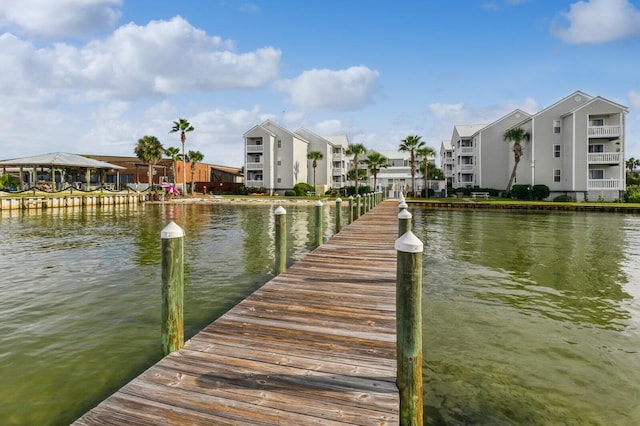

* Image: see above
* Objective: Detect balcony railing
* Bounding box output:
[332,153,344,161]
[458,164,474,173]
[458,147,474,155]
[245,180,264,187]
[246,162,263,170]
[588,152,620,164]
[332,167,345,175]
[587,179,621,190]
[246,145,264,153]
[588,126,620,138]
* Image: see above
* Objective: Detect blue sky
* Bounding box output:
[1,0,639,167]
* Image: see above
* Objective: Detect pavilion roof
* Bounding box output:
[0,152,125,169]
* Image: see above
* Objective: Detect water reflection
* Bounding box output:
[413,209,633,330]
[411,208,640,425]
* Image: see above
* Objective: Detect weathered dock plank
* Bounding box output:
[73,200,401,425]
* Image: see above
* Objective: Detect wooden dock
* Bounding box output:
[73,200,400,425]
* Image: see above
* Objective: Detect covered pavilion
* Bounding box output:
[0,152,125,191]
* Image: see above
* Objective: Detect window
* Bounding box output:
[254,155,260,163]
[554,145,561,158]
[277,140,282,148]
[589,169,604,180]
[277,177,281,183]
[553,120,561,134]
[588,144,604,153]
[277,160,281,166]
[255,139,262,146]
[589,119,604,127]
[554,169,561,182]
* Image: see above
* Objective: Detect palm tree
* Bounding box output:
[134,135,164,188]
[169,118,195,193]
[186,150,204,195]
[346,143,367,195]
[503,127,530,193]
[363,151,389,191]
[164,146,181,184]
[626,157,640,174]
[417,146,436,198]
[399,135,425,198]
[307,150,324,189]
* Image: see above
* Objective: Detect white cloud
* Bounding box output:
[629,90,640,108]
[552,0,640,44]
[0,0,122,38]
[0,17,282,103]
[276,66,380,112]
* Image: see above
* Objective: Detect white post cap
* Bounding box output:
[395,231,423,253]
[275,205,286,215]
[315,200,323,206]
[399,201,408,209]
[336,197,342,203]
[161,221,184,239]
[398,209,412,219]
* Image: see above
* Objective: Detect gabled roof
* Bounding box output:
[561,95,629,117]
[322,135,349,148]
[454,124,487,138]
[0,152,124,169]
[531,90,593,118]
[478,109,533,134]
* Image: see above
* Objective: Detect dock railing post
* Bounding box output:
[335,198,342,233]
[275,206,287,275]
[161,221,184,356]
[395,231,424,425]
[398,209,412,237]
[314,200,323,246]
[348,196,354,224]
[355,194,361,219]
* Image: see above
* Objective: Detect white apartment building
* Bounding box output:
[243,120,349,194]
[448,91,627,201]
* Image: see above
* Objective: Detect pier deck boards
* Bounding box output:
[74,200,400,425]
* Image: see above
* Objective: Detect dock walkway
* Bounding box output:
[74,200,400,425]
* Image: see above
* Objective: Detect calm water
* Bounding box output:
[410,208,640,425]
[1,204,639,425]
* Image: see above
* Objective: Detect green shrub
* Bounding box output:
[553,195,573,202]
[293,182,314,196]
[235,185,249,195]
[625,185,640,203]
[284,190,296,196]
[511,185,531,200]
[0,173,19,190]
[532,185,550,200]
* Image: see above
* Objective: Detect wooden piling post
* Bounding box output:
[395,231,424,425]
[355,195,361,219]
[398,209,412,237]
[348,196,354,224]
[161,221,184,356]
[314,200,323,246]
[335,198,342,233]
[274,206,287,275]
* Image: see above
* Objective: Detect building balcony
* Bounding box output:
[588,126,620,138]
[588,152,621,164]
[245,162,263,170]
[458,147,473,155]
[332,153,345,161]
[458,164,474,173]
[245,179,264,187]
[444,157,455,164]
[246,145,264,153]
[587,179,622,190]
[332,167,345,175]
